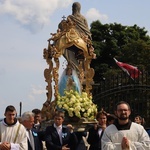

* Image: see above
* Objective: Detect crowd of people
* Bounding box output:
[0,101,150,150]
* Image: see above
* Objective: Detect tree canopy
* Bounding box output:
[90,21,150,83]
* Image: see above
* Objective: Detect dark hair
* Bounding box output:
[135,115,142,120]
[32,109,41,115]
[107,114,117,122]
[96,109,107,120]
[5,105,16,113]
[134,115,145,126]
[54,110,65,119]
[115,101,131,111]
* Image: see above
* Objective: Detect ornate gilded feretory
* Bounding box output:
[41,17,96,120]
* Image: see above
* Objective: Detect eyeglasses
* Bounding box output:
[117,109,129,112]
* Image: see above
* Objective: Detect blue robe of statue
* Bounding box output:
[58,69,81,96]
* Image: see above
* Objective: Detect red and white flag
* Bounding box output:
[114,58,141,79]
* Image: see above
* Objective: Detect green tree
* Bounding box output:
[90,21,150,83]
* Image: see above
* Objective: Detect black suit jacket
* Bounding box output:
[45,124,78,150]
[75,131,87,150]
[87,126,103,150]
[28,128,43,150]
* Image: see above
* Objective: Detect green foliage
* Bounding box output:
[90,20,150,83]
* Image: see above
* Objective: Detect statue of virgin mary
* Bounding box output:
[58,65,81,96]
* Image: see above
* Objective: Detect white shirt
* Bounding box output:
[98,128,103,137]
[54,123,62,144]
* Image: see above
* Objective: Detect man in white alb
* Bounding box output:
[0,105,27,150]
[101,101,150,150]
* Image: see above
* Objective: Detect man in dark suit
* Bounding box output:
[87,110,107,150]
[21,111,43,150]
[32,108,42,131]
[32,108,46,149]
[45,110,78,150]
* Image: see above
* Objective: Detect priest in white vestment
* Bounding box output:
[101,101,150,150]
[0,105,27,150]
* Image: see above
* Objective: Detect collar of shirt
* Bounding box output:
[34,122,40,126]
[54,123,62,130]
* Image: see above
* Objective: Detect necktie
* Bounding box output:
[28,130,35,150]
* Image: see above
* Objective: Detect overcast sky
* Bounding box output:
[0,0,150,118]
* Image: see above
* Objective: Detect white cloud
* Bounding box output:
[28,84,46,102]
[0,0,73,33]
[85,8,108,24]
[31,85,46,95]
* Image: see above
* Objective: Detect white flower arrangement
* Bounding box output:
[57,90,98,121]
